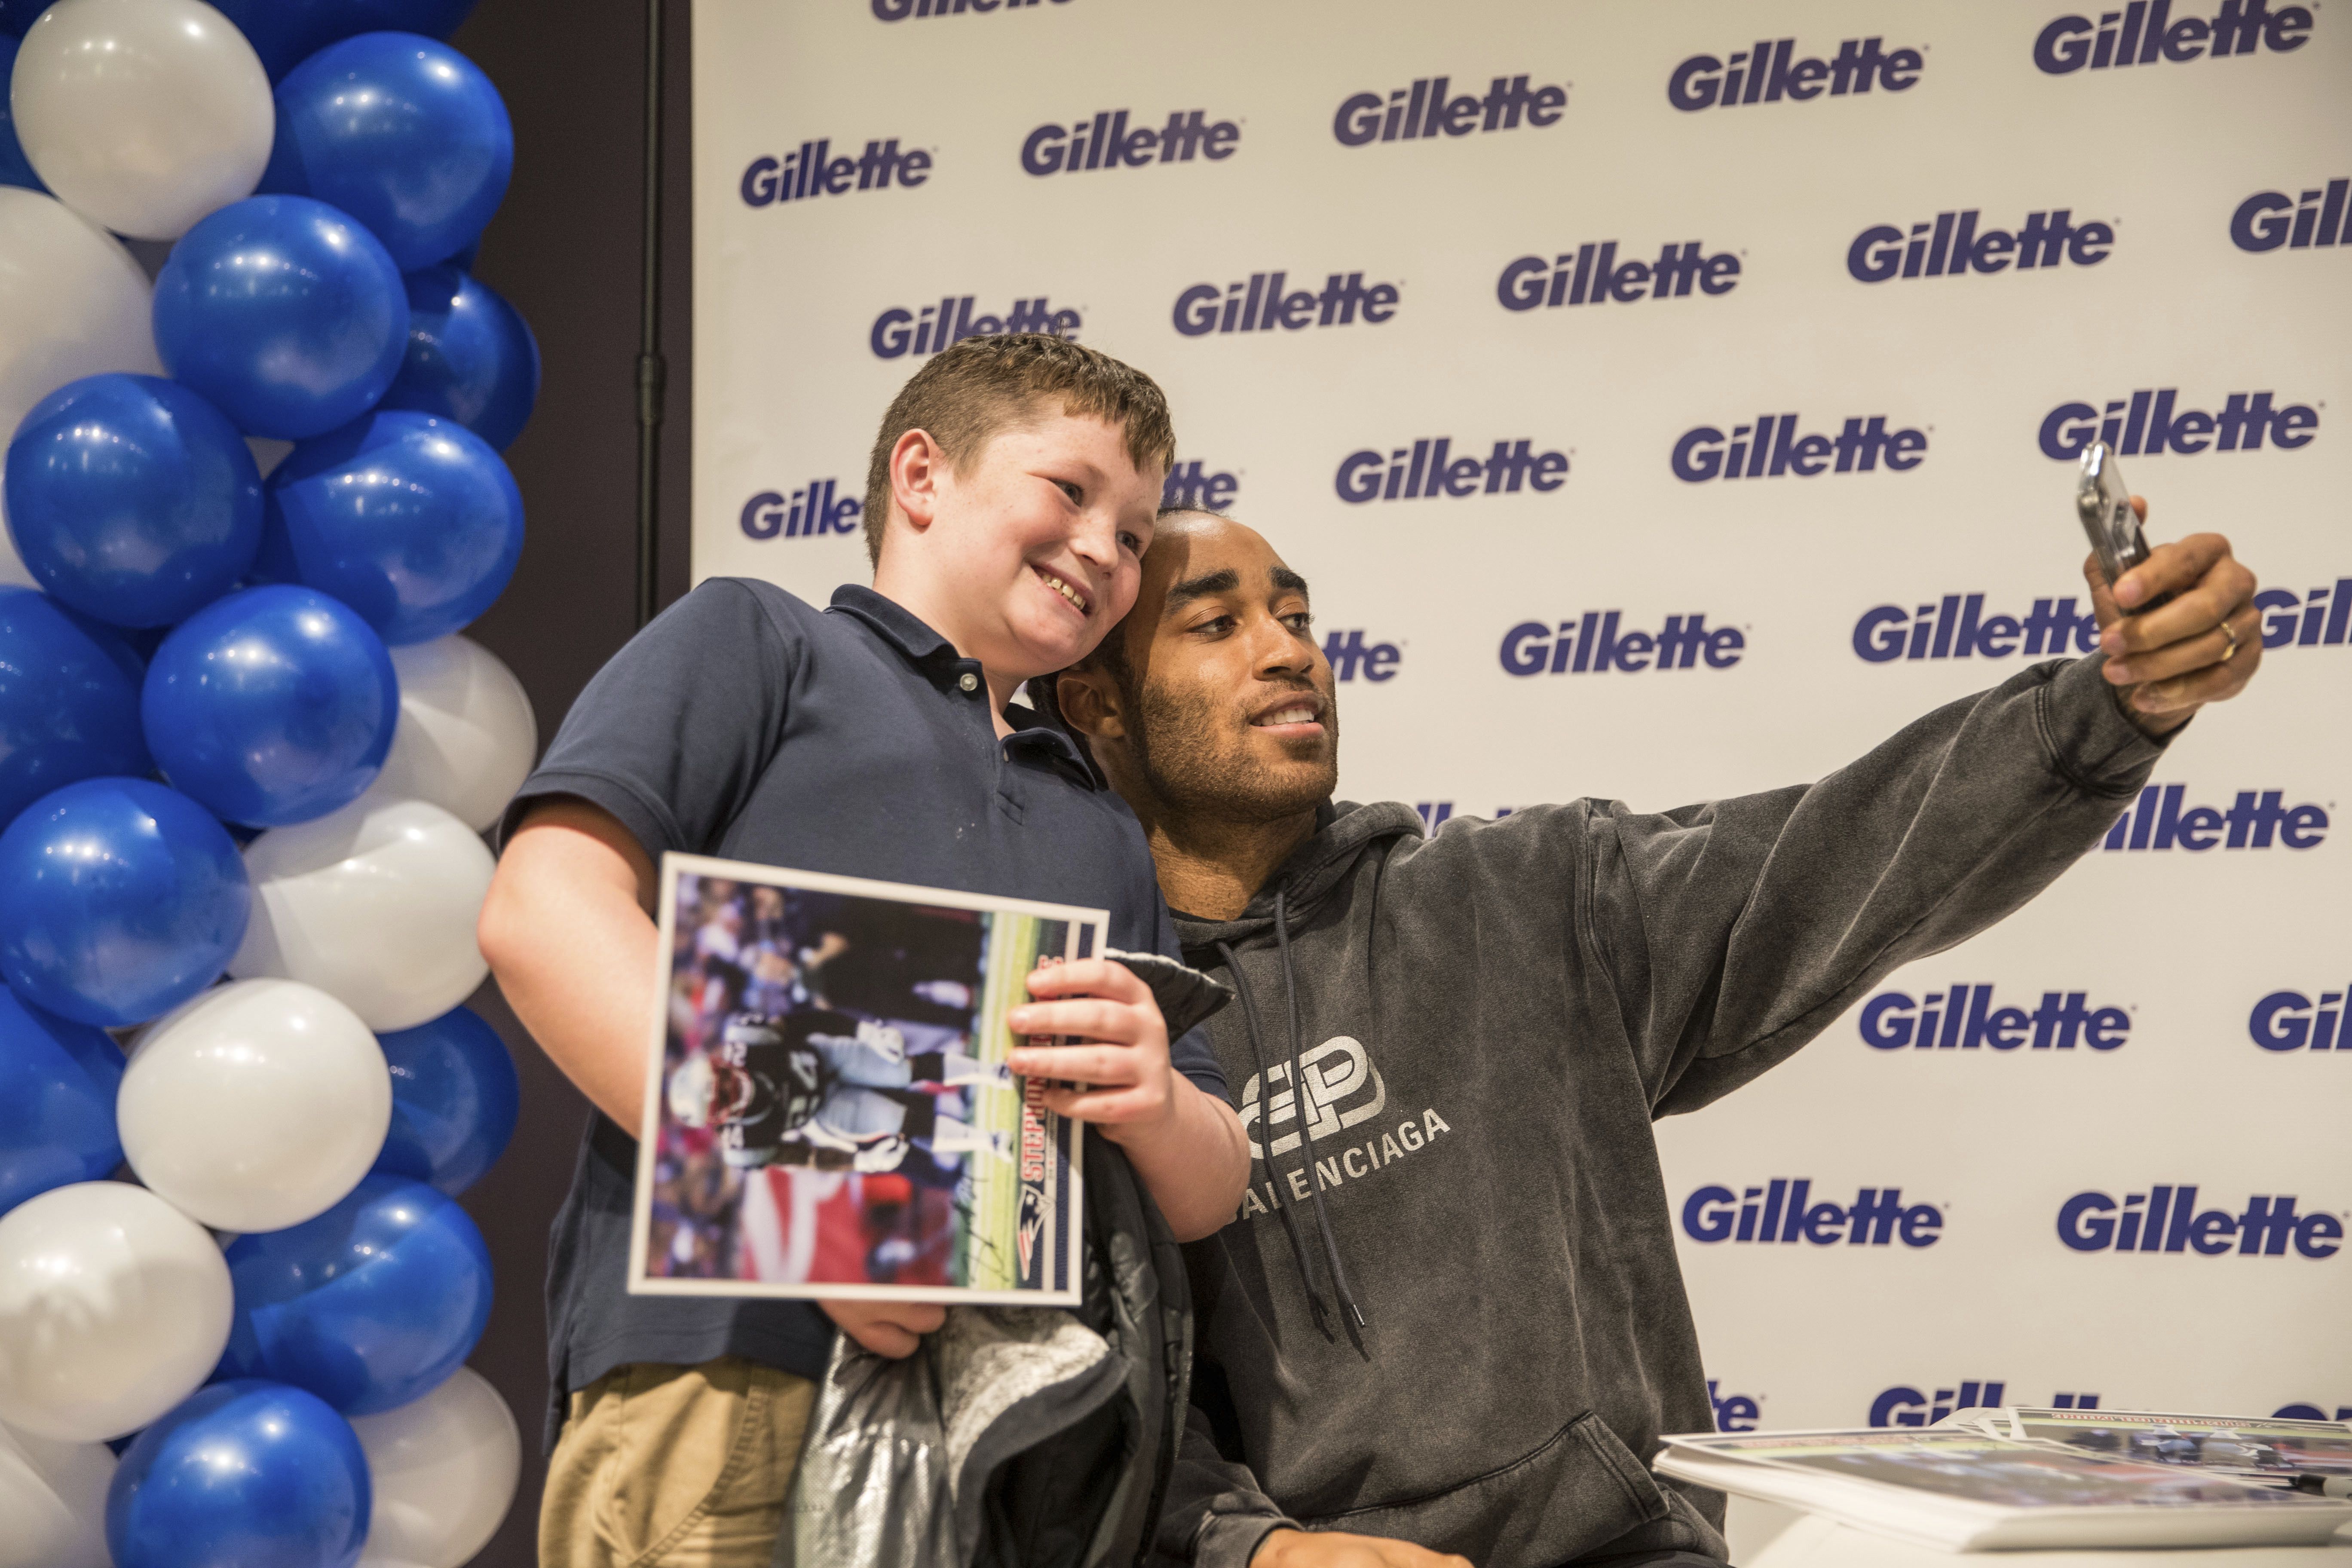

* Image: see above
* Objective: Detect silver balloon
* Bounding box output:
[0,1182,231,1443]
[231,797,496,1031]
[118,979,392,1233]
[361,635,539,833]
[0,187,163,447]
[10,0,274,239]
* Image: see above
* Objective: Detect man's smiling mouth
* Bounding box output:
[1251,694,1326,729]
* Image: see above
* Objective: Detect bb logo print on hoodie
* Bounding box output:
[1239,1035,1388,1158]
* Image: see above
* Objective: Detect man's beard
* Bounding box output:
[1127,676,1338,825]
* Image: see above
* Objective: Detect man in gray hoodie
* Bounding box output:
[1048,509,2263,1568]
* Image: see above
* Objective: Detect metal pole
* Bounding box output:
[633,0,666,630]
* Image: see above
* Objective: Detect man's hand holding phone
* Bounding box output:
[2085,500,2263,736]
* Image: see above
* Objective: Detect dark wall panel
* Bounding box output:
[443,3,693,1562]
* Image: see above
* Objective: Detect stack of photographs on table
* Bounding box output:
[1944,1408,2352,1490]
[1654,1426,2352,1552]
[627,854,1105,1306]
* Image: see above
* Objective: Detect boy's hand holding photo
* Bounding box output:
[1009,957,1248,1243]
[824,963,1247,1360]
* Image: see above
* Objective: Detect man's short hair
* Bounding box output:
[861,333,1178,567]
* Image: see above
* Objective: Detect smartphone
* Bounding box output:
[2075,442,2171,614]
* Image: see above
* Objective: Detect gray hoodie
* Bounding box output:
[1154,654,2168,1568]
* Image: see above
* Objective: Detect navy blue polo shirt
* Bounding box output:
[502,579,1226,1437]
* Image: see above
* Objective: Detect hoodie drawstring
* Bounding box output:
[1272,887,1367,1330]
[1214,936,1333,1338]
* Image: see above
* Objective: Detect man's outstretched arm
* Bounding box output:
[1573,523,2262,1115]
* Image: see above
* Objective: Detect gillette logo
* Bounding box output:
[869,296,1079,359]
[1332,74,1566,146]
[2232,179,2350,251]
[1021,108,1238,175]
[1172,271,1400,336]
[2033,1,2313,74]
[2058,1185,2344,1257]
[1681,1181,1945,1247]
[1870,1381,2011,1428]
[1499,613,1744,676]
[873,0,1066,18]
[1496,242,1741,310]
[1861,987,2130,1051]
[738,138,931,205]
[1709,1381,1762,1433]
[1673,414,1926,481]
[1868,1384,2108,1426]
[2248,988,2348,1052]
[1669,37,1923,109]
[2100,785,2328,851]
[1161,460,1238,511]
[1847,209,2112,281]
[2037,390,2318,459]
[1852,594,2101,662]
[739,481,860,541]
[1323,630,1401,684]
[1335,438,1567,503]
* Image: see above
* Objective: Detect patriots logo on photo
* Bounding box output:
[1017,1184,1047,1281]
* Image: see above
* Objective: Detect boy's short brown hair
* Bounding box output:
[861,333,1177,566]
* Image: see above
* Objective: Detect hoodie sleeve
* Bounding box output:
[1153,1403,1301,1568]
[1574,655,2168,1116]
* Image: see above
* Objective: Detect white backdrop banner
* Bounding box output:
[689,0,2349,1521]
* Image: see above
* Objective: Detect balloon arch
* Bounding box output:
[0,2,540,1564]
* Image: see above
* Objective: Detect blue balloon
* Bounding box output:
[0,987,124,1215]
[378,265,540,450]
[153,196,410,441]
[220,1173,493,1415]
[371,1005,518,1196]
[0,36,45,190]
[260,33,513,271]
[142,585,397,826]
[261,411,522,645]
[0,777,249,1027]
[209,0,481,81]
[0,587,152,831]
[107,1379,370,1568]
[4,375,264,627]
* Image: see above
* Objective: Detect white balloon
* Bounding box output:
[351,1367,522,1568]
[361,637,540,833]
[231,799,496,1031]
[0,1421,112,1568]
[119,980,392,1232]
[0,186,164,445]
[10,0,273,239]
[0,1182,231,1442]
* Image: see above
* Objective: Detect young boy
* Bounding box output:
[479,334,1249,1568]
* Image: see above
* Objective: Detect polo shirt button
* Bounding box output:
[958,672,980,693]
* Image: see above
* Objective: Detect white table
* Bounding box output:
[1749,1513,2352,1567]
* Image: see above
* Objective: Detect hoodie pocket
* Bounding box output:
[1303,1411,1670,1568]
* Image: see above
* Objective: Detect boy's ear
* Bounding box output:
[1055,666,1127,743]
[888,429,948,533]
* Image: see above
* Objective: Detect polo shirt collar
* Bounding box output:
[827,583,957,667]
[828,584,1102,791]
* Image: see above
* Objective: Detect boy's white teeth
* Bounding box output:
[1040,572,1087,612]
[1261,706,1317,725]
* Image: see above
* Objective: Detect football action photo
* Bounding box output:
[626,855,1102,1305]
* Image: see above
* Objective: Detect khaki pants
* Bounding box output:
[540,1357,815,1568]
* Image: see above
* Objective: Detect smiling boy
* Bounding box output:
[481,335,1248,1568]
